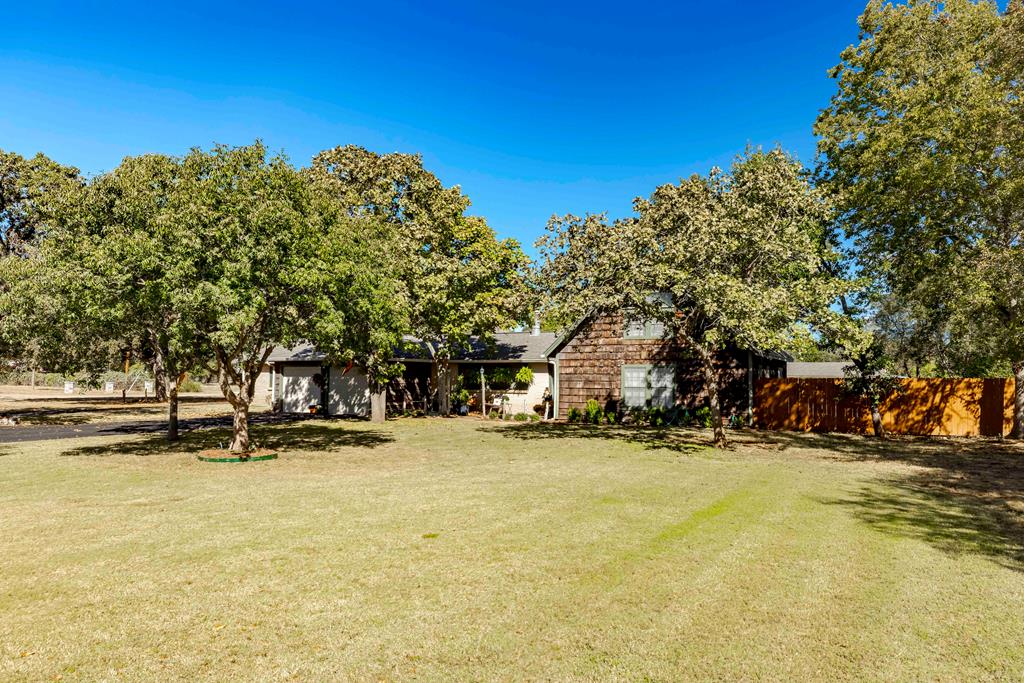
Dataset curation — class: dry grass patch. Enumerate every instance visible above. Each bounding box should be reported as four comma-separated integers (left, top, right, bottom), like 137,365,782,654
0,389,253,426
2,418,1023,680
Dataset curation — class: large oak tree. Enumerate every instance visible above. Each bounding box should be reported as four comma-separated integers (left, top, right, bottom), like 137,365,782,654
309,146,528,415
171,143,328,450
537,149,850,446
816,0,1024,436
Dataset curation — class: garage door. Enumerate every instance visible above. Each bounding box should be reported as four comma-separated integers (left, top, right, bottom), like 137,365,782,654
328,365,370,416
281,365,320,414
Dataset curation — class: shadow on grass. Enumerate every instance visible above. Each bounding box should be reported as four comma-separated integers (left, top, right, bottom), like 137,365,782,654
820,478,1024,571
492,421,1024,570
481,421,712,454
751,430,1024,571
59,420,394,457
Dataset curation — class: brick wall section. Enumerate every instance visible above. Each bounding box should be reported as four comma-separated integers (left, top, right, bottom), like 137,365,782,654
555,312,784,419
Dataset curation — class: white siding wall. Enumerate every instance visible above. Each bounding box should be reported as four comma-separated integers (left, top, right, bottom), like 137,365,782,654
495,362,550,415
254,367,275,406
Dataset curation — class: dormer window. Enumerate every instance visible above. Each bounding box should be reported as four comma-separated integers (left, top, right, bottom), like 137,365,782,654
623,318,665,339
622,292,671,340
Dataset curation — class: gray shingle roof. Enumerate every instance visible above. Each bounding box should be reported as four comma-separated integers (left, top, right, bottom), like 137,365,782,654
453,331,557,362
266,343,324,363
268,331,558,364
786,361,852,378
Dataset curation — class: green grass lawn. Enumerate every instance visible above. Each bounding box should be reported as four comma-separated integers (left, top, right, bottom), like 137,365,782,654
2,418,1023,681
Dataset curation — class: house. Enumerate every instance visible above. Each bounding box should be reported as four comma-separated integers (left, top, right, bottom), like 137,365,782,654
266,310,788,420
266,344,372,415
545,311,788,420
266,327,558,417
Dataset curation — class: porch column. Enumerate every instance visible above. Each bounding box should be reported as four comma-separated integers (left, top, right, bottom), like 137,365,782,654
270,363,276,406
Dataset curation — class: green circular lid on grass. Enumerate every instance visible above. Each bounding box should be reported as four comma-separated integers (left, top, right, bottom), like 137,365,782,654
197,449,278,463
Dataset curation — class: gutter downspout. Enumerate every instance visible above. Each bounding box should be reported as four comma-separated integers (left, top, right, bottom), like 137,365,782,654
321,364,330,416
552,358,560,421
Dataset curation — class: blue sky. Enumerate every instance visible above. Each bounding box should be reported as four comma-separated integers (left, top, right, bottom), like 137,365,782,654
3,0,870,256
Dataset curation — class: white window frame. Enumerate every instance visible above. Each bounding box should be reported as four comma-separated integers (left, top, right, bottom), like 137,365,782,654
622,293,672,340
621,364,675,408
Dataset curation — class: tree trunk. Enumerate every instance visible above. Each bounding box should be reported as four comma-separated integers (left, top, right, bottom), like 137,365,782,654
154,369,168,401
214,346,273,454
1012,361,1024,440
699,350,726,448
436,359,452,416
370,389,386,423
151,350,168,402
229,401,250,452
870,401,886,439
366,367,387,423
167,378,180,442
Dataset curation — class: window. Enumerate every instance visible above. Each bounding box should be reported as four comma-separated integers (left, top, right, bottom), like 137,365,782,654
621,364,675,408
622,365,648,407
622,292,671,340
623,319,647,339
649,366,674,407
622,318,666,339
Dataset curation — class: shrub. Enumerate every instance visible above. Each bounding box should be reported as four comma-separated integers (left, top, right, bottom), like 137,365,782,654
605,411,617,425
513,366,534,390
696,406,713,429
528,413,541,422
462,371,481,390
179,378,203,393
567,407,582,423
513,412,530,422
585,399,603,425
648,406,667,427
488,408,501,420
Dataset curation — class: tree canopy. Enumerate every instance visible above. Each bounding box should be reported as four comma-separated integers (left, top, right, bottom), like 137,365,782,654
0,149,81,257
53,153,208,439
537,149,851,445
309,145,529,414
816,0,1024,436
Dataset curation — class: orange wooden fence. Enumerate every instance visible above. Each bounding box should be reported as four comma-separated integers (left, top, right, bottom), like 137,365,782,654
755,378,1015,437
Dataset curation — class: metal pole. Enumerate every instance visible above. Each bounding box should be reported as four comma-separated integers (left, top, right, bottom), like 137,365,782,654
481,366,486,417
